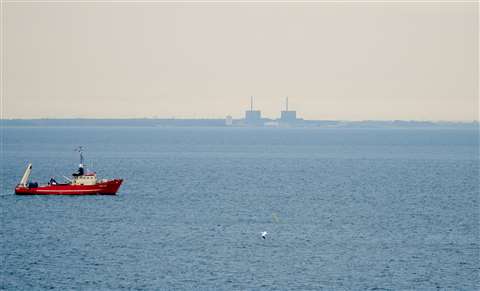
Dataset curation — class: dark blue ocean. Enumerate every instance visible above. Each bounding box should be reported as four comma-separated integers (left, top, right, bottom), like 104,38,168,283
1,127,479,290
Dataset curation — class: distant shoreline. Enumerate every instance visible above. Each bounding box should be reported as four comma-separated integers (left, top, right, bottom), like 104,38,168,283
1,118,478,129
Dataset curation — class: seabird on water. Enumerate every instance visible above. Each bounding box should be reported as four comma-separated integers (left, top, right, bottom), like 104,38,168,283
261,231,268,239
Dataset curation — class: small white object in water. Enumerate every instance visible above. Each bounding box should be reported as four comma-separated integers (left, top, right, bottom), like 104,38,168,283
261,231,268,239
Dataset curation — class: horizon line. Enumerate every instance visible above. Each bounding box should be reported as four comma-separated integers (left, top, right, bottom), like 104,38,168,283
1,117,478,123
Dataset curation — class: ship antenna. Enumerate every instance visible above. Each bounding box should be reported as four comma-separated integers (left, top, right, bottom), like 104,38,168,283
75,146,84,166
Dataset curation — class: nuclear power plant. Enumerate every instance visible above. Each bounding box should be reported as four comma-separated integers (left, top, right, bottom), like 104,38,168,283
280,97,297,124
244,96,262,125
225,96,302,127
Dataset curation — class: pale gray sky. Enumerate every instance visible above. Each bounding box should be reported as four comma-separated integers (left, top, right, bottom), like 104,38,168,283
2,1,478,120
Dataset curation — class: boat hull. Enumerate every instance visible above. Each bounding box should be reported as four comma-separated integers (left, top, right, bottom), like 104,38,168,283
15,179,123,195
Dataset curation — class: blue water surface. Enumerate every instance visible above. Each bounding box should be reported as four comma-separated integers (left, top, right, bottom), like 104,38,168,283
1,127,479,290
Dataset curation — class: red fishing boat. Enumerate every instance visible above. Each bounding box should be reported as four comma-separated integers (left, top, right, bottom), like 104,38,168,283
15,147,123,195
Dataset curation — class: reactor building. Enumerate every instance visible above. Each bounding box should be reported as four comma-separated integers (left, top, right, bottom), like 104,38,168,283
280,97,298,124
245,96,262,126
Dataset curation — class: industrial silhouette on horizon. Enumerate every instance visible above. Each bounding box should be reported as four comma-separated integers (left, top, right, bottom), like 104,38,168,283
234,96,301,127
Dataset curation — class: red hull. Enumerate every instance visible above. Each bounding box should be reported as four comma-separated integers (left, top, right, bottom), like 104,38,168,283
15,179,123,195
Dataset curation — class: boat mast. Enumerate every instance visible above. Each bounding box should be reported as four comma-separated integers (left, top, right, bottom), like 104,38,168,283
78,146,84,167
75,146,85,165
75,146,85,175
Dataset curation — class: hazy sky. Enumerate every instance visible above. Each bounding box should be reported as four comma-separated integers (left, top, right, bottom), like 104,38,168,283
2,1,478,120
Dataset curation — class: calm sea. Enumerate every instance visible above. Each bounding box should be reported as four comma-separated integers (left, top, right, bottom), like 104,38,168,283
1,127,479,290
